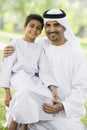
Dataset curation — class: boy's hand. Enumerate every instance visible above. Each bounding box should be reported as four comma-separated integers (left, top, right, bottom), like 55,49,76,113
49,85,58,100
4,94,12,107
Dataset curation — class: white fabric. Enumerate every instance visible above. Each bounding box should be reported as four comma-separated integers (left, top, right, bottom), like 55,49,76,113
0,38,57,124
31,36,87,130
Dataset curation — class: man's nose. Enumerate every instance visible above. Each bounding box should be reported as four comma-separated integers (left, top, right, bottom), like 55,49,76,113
50,26,55,32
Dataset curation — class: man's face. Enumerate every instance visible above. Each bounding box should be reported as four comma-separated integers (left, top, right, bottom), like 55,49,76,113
45,21,65,43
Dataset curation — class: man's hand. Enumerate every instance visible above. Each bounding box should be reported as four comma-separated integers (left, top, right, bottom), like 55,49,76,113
43,100,64,114
3,45,15,57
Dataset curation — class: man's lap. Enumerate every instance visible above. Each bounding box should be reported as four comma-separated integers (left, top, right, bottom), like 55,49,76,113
29,117,84,130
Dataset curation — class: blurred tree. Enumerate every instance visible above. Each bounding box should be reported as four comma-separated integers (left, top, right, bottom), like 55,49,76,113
67,0,87,37
0,0,86,37
0,0,8,29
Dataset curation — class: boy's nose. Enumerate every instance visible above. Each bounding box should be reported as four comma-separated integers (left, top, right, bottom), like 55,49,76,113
33,28,37,32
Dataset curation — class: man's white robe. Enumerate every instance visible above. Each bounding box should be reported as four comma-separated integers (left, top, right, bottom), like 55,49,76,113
28,37,87,130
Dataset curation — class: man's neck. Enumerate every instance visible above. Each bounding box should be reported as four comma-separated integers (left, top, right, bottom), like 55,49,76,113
51,38,67,46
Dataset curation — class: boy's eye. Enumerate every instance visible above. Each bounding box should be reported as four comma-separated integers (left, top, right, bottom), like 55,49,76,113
36,27,42,30
30,24,34,28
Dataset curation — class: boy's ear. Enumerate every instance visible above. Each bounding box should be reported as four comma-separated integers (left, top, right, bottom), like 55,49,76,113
23,24,26,30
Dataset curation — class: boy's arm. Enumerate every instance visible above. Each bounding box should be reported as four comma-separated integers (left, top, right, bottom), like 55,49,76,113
48,85,58,100
4,88,12,107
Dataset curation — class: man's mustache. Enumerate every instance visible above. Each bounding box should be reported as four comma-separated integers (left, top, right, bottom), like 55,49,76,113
49,32,57,34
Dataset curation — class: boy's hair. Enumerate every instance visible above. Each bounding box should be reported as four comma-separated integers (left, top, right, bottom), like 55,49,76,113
24,14,44,29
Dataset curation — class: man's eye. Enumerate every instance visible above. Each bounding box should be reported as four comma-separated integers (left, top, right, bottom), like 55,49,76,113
45,24,50,27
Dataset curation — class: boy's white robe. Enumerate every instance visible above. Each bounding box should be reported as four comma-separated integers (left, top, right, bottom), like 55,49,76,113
28,37,87,130
0,38,57,124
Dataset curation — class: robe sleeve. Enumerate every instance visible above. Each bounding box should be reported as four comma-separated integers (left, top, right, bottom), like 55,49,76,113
0,40,16,88
38,47,58,87
62,53,87,117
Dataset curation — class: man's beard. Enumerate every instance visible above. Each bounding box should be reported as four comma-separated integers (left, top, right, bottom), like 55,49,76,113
48,36,59,43
47,32,60,42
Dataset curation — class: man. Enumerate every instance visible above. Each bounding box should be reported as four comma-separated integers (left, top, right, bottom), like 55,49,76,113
3,9,87,130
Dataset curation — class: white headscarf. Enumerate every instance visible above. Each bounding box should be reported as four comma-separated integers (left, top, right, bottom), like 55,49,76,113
43,9,81,47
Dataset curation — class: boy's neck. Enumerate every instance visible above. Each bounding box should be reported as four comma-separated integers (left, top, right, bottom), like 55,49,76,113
23,37,35,43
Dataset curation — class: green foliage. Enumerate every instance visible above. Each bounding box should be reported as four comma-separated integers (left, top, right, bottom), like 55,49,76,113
80,38,87,56
4,22,14,32
0,0,87,37
0,50,2,71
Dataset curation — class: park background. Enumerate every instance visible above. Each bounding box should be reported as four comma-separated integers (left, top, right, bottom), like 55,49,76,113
0,0,87,129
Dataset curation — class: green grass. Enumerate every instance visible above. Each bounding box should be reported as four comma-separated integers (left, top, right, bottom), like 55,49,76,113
0,89,7,130
81,100,87,128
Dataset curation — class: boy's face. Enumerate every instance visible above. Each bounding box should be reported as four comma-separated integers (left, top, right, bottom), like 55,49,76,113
24,20,42,42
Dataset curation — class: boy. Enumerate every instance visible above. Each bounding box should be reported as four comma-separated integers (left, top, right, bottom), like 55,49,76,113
0,14,58,130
